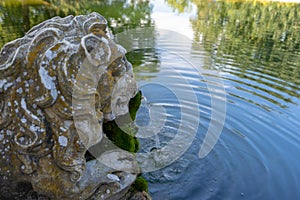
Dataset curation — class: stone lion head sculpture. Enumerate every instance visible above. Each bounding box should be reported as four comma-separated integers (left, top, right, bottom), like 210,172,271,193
0,12,139,199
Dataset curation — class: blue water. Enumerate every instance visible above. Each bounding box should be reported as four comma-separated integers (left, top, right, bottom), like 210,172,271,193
129,1,300,199
135,45,300,198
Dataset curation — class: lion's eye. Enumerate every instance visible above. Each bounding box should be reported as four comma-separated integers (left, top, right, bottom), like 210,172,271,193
110,57,126,77
123,57,132,71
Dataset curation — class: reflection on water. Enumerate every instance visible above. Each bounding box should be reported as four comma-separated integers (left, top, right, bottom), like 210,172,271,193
147,1,300,200
0,0,152,47
188,0,300,110
1,0,300,200
126,48,161,81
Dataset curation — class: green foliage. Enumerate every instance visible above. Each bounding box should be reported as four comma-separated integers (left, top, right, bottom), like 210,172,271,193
165,0,192,13
0,0,153,47
166,0,300,106
190,0,300,102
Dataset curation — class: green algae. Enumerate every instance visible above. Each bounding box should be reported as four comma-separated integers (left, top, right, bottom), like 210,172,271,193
103,91,142,153
132,176,149,193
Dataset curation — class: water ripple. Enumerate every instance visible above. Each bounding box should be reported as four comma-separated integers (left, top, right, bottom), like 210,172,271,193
133,35,300,199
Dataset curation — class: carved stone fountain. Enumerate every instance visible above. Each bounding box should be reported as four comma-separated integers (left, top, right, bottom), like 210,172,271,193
0,12,148,200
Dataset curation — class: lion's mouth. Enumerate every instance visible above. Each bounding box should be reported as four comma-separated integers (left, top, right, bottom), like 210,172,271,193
85,91,142,162
84,112,136,162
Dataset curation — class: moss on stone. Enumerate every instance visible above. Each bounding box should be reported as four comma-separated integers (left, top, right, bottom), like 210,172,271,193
103,91,150,197
129,90,142,120
132,176,149,193
103,120,139,152
103,91,142,153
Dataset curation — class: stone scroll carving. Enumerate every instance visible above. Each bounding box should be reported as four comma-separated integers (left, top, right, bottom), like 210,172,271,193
0,12,141,199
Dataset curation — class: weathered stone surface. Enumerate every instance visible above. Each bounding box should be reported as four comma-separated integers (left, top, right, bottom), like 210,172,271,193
0,12,140,199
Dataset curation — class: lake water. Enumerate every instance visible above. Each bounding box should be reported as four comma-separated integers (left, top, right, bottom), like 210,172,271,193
1,0,300,199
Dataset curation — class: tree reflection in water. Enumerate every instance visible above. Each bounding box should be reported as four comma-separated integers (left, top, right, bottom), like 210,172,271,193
0,0,153,46
167,0,300,108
